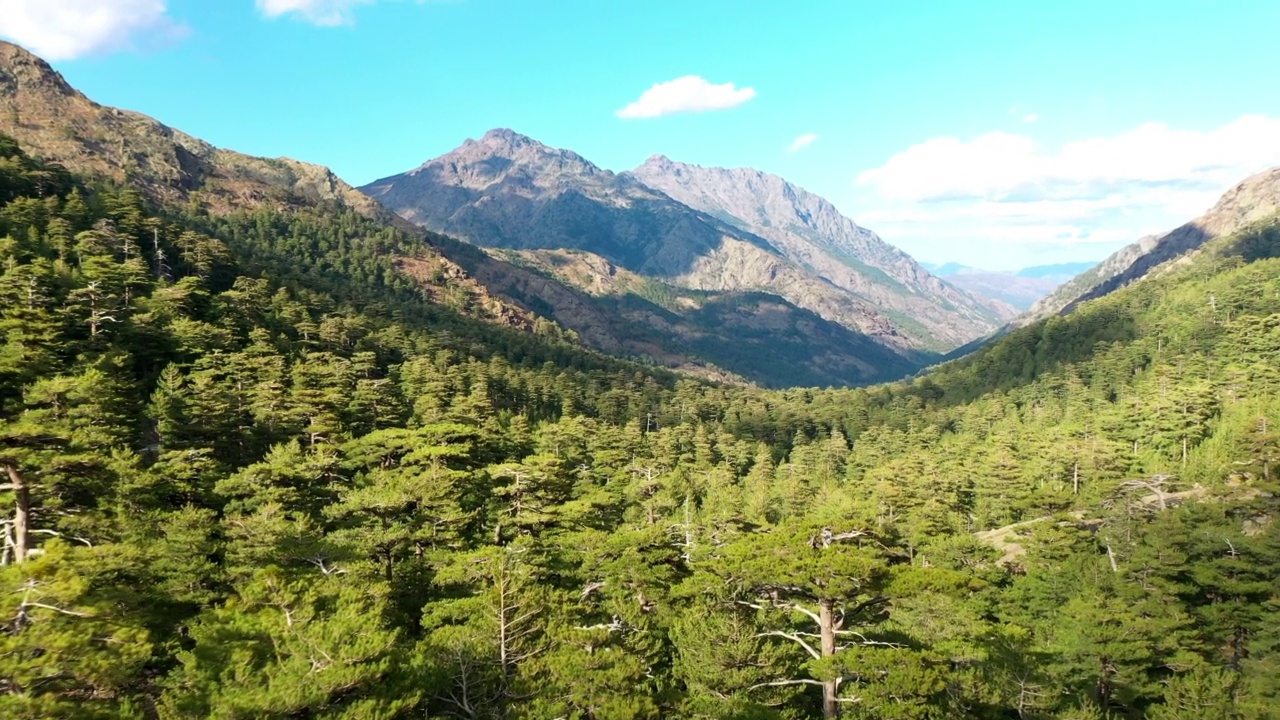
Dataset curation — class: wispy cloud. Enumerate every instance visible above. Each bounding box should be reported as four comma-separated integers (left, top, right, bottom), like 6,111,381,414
616,75,756,119
0,0,187,61
853,115,1280,268
789,133,818,153
256,0,375,26
1022,113,1039,123
857,115,1280,204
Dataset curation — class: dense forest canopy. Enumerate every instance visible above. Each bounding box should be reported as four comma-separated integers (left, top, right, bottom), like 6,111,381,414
1,134,1279,719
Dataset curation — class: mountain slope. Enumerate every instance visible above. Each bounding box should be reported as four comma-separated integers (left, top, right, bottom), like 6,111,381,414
360,130,1002,358
3,41,882,386
483,247,916,386
0,41,641,359
1013,167,1280,327
0,42,395,222
926,212,1280,401
628,155,1015,325
410,236,918,386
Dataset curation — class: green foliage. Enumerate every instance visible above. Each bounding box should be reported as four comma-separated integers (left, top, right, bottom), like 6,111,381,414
1,134,1279,718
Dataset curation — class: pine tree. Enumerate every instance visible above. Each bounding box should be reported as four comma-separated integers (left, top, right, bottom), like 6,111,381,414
159,569,411,719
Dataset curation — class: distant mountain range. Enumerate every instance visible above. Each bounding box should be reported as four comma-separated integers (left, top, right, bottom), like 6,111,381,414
361,130,1014,384
919,261,1099,311
1015,262,1098,281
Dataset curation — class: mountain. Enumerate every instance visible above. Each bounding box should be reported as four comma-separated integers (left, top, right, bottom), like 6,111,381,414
1015,261,1097,282
1013,167,1280,327
421,239,918,387
0,42,625,355
923,260,1101,311
0,41,897,387
361,133,1009,364
928,212,1280,400
937,272,1059,311
627,155,1015,333
0,42,393,222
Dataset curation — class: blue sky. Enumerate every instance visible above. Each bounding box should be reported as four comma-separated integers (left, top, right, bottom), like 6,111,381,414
3,0,1280,270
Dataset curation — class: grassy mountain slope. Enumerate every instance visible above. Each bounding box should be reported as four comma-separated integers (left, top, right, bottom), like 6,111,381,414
922,213,1280,402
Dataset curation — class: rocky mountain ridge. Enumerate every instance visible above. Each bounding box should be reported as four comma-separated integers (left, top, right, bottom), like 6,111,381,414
361,130,1007,354
627,155,1015,326
0,41,396,223
1013,167,1280,327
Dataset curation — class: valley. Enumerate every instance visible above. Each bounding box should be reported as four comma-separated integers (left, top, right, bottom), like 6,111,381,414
1,19,1279,720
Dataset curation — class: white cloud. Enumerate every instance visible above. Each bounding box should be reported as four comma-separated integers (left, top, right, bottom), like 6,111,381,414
851,115,1280,270
616,75,756,119
256,0,375,26
0,0,186,61
789,133,818,153
1022,113,1039,123
857,115,1280,203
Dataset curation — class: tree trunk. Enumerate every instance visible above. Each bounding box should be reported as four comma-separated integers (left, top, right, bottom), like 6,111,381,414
819,598,838,719
5,464,29,563
1072,462,1080,496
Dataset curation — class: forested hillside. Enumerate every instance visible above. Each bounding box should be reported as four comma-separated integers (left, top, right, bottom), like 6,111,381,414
2,129,1280,720
1012,166,1280,330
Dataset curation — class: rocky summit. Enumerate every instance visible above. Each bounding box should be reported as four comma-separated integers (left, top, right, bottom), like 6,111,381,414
362,130,1008,357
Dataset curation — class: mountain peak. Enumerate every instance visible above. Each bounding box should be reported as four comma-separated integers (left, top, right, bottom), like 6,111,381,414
447,128,592,164
640,153,678,170
0,40,79,101
401,128,611,189
476,127,540,149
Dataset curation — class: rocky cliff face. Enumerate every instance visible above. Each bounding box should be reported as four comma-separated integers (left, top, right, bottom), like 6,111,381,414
628,155,1015,328
362,130,1005,354
1014,167,1280,327
362,129,780,279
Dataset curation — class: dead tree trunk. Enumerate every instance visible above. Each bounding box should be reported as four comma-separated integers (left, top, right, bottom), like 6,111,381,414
4,463,30,564
820,598,838,719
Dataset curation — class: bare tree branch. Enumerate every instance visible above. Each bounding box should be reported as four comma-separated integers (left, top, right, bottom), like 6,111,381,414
749,678,824,690
756,631,821,660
